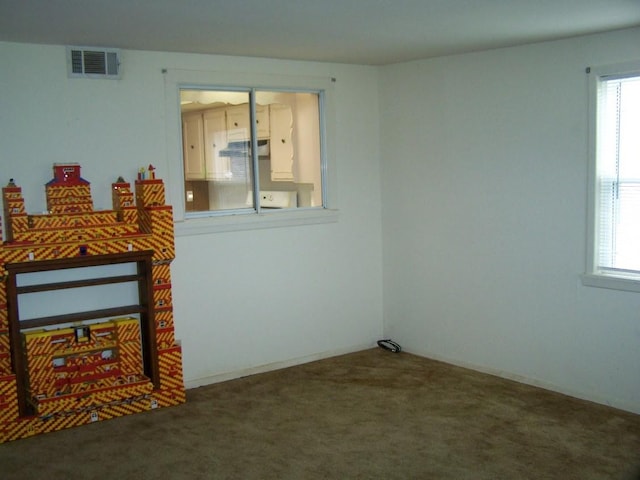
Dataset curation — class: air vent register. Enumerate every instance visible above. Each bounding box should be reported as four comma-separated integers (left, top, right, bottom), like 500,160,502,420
67,46,121,79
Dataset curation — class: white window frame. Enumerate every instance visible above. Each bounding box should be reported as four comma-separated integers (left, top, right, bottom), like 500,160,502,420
163,69,338,236
583,61,640,292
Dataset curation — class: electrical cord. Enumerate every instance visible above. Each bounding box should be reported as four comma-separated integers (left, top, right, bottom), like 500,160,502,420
377,339,402,353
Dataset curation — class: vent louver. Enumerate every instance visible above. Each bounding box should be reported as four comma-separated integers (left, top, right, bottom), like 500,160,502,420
67,47,121,79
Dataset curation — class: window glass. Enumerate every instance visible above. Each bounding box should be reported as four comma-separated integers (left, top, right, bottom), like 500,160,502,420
588,65,640,285
179,88,323,216
595,74,640,274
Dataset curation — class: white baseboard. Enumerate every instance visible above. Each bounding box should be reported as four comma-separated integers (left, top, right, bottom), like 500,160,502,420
184,343,373,390
404,347,640,416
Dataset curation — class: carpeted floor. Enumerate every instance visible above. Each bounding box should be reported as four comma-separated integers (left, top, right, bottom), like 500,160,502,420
1,348,639,479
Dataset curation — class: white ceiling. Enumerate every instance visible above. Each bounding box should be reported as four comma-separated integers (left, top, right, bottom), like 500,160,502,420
1,0,639,65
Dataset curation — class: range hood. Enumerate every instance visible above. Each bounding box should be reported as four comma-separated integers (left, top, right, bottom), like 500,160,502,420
219,139,269,157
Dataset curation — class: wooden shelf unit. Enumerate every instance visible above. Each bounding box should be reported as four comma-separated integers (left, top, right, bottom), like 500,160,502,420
5,250,159,417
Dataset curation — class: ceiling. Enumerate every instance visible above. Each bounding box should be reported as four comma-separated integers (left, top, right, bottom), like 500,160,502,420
1,0,639,65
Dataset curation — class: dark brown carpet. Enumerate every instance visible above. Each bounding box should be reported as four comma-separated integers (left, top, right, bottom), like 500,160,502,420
1,349,639,479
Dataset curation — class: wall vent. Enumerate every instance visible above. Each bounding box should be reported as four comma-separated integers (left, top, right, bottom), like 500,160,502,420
67,47,121,79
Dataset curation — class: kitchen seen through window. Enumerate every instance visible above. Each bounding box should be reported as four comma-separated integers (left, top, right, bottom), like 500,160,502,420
180,89,324,215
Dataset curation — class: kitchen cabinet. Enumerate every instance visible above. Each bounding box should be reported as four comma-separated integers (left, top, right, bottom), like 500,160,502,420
256,105,270,139
182,103,290,182
269,103,294,181
183,109,233,181
225,105,250,142
202,109,231,180
225,104,270,141
182,112,205,180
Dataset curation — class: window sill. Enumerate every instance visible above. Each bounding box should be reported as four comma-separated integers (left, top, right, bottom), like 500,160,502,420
174,208,339,237
581,273,640,293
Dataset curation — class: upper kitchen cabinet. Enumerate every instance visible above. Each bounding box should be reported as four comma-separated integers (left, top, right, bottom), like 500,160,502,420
183,109,233,181
202,109,232,181
226,104,270,142
182,112,206,180
256,105,270,139
225,104,250,142
269,103,294,182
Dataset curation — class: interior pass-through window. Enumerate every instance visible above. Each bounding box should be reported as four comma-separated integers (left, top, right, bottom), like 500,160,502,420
180,88,324,217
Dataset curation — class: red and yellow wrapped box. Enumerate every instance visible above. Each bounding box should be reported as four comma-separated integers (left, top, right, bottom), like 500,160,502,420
63,324,116,355
0,375,19,424
2,186,23,200
26,355,76,398
155,327,176,351
152,261,172,287
155,308,174,330
47,201,94,215
152,385,186,408
153,284,173,309
89,323,118,349
25,356,63,382
118,347,143,376
23,324,118,360
30,375,153,416
158,344,184,391
135,179,165,207
10,223,140,244
4,199,25,216
98,232,174,261
90,395,152,422
1,243,77,264
27,380,69,400
0,309,7,332
69,367,124,394
7,215,29,238
138,206,173,235
45,184,91,199
3,186,25,212
23,328,73,359
0,352,11,375
2,417,43,443
142,235,175,261
113,317,141,343
29,211,119,229
0,331,9,354
118,206,139,226
112,182,134,210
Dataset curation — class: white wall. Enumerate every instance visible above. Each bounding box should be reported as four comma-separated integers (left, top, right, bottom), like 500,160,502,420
380,27,640,413
0,42,384,385
4,26,639,415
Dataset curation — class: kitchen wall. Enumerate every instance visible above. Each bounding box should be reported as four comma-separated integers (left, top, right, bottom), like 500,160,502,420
0,42,384,385
380,27,640,413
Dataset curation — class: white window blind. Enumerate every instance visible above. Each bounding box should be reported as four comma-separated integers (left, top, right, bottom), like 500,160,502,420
594,73,640,277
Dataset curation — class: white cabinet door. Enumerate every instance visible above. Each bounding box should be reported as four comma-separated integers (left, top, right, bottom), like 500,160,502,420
226,105,251,142
256,105,270,139
182,112,205,180
269,104,294,181
226,104,270,141
203,109,231,180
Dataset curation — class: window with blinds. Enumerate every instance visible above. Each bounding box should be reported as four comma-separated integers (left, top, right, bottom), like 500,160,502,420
588,64,640,285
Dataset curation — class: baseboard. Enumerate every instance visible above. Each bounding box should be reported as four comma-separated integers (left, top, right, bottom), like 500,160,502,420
184,343,373,390
403,347,640,416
